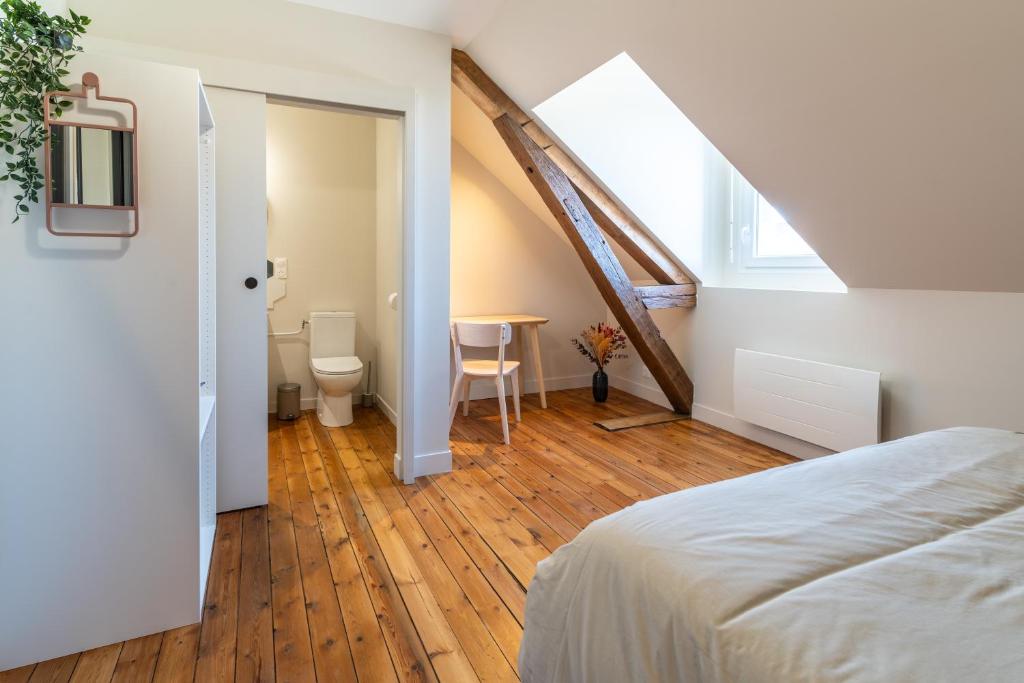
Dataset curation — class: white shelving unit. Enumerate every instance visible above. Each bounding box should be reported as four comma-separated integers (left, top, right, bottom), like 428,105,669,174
198,83,217,610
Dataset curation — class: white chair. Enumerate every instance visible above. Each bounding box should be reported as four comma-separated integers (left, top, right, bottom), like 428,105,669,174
449,321,521,444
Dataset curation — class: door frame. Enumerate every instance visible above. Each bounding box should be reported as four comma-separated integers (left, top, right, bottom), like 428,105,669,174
213,84,416,484
264,94,413,483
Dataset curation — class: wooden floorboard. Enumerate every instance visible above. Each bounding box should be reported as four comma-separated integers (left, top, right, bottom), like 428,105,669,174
152,625,199,683
235,506,274,683
194,510,242,682
26,654,78,683
110,633,162,683
69,644,122,683
3,388,795,681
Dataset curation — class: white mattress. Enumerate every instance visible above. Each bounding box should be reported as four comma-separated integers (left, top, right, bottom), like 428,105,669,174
518,428,1024,682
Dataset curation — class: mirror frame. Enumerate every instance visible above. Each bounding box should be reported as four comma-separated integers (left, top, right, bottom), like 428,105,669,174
43,72,140,237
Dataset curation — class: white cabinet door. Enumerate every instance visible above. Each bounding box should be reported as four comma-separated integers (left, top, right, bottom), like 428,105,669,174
208,87,268,512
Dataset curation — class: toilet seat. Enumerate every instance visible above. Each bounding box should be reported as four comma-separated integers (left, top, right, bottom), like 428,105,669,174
311,356,362,375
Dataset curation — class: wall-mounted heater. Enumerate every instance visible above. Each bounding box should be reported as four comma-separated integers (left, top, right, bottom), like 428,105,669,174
734,349,881,452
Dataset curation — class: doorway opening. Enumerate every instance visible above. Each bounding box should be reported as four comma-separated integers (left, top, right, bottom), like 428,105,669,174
265,98,403,449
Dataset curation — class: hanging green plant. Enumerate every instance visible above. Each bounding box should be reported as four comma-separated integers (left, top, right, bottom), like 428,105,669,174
0,0,89,221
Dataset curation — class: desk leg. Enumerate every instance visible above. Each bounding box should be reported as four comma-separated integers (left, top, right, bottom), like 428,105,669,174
527,323,547,409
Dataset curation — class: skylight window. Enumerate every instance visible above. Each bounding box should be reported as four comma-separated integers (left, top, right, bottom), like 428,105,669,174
533,52,844,293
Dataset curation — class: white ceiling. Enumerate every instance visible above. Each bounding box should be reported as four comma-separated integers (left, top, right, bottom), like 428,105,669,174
285,0,505,46
466,0,1024,293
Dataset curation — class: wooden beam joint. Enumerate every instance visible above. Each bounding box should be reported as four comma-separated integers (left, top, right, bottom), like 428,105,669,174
636,284,697,310
452,48,696,288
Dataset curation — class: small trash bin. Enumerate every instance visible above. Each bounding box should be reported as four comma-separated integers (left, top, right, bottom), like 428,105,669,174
277,383,301,421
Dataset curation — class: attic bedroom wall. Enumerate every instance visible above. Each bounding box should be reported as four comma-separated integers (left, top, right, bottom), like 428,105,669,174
451,85,643,401
465,0,1024,454
451,141,606,399
610,288,1024,457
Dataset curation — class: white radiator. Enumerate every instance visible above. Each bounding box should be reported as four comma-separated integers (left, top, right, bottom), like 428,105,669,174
734,349,881,452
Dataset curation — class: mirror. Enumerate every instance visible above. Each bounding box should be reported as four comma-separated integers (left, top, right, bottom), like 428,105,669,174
49,123,134,207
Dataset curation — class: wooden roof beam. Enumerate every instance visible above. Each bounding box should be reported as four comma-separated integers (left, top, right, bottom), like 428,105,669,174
493,113,694,413
452,49,695,287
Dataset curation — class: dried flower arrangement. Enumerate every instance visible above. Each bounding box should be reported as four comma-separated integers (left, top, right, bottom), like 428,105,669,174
571,322,628,370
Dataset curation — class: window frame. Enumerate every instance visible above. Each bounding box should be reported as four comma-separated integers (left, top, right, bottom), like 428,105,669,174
730,169,827,270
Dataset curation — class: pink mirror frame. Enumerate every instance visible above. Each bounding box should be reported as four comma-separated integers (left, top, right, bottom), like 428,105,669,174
42,72,140,237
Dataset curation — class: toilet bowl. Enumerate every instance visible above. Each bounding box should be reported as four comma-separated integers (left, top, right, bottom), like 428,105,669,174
308,312,363,427
310,356,363,427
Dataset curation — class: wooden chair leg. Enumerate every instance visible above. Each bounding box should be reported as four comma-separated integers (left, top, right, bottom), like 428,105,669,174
495,375,510,444
511,369,521,422
449,374,463,430
462,377,472,416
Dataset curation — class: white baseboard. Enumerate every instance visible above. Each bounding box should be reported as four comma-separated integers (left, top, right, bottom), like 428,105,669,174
606,372,830,460
376,394,398,426
692,403,832,460
464,373,591,401
606,373,672,409
393,448,452,480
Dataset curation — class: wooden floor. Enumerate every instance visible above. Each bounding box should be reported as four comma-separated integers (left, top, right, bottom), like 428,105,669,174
2,388,795,683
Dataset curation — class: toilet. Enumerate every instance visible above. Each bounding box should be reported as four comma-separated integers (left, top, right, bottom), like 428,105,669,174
309,311,364,427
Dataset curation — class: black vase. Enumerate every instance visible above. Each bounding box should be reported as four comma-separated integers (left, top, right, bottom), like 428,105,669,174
592,369,609,403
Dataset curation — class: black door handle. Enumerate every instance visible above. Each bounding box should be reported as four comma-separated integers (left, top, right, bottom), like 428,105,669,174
244,277,258,289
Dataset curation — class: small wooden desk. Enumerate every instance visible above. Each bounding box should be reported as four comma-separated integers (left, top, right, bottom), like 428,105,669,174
451,314,550,409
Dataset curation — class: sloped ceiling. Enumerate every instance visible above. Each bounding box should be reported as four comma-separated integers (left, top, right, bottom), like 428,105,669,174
452,86,648,281
466,0,1024,293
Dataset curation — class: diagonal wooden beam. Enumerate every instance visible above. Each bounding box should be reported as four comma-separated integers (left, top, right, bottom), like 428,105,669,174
492,113,694,413
452,49,694,286
636,284,696,310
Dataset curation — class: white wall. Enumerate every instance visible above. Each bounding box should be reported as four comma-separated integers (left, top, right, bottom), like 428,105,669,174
376,118,402,424
0,53,202,670
609,287,1024,458
451,141,606,397
79,0,453,478
37,0,67,13
266,104,378,411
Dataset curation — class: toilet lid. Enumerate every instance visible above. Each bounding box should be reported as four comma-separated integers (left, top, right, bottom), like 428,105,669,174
311,356,362,375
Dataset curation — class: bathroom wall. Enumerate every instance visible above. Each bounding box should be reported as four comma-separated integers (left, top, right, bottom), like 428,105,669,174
451,141,607,400
375,117,402,424
266,103,378,411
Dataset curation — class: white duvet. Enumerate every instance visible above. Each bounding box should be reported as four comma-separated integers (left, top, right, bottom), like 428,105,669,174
519,428,1024,683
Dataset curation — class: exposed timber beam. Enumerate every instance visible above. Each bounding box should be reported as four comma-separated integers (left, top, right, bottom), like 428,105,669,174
636,284,697,310
493,113,694,413
452,49,694,286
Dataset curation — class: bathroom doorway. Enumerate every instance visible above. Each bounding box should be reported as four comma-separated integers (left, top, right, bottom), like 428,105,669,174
265,98,404,445
209,84,412,511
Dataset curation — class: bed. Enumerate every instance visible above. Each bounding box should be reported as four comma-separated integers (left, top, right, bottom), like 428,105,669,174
518,427,1024,682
